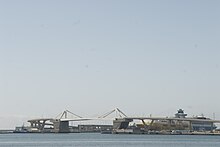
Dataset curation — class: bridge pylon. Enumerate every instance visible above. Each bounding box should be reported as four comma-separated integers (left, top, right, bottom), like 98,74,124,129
55,110,83,120
52,110,83,133
98,108,127,119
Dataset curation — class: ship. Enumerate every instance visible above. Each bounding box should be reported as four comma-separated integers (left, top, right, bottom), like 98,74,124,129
175,109,217,131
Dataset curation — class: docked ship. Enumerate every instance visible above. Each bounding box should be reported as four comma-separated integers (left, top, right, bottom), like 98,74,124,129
191,115,217,131
175,109,217,131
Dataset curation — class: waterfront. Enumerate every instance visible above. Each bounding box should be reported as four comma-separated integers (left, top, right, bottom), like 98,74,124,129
13,109,220,134
1,133,220,147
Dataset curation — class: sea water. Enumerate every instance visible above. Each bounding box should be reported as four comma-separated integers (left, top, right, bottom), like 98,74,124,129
0,133,220,147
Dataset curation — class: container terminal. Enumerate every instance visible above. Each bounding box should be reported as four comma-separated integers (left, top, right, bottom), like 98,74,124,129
5,108,220,135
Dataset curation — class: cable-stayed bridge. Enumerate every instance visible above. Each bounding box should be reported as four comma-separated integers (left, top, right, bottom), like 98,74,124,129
27,108,126,133
27,108,220,134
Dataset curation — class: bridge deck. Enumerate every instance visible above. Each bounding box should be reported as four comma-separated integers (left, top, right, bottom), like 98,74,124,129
124,117,220,123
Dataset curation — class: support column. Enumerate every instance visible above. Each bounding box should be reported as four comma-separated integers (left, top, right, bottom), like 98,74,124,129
149,120,154,130
189,121,192,132
211,123,214,133
30,122,33,127
168,120,171,133
141,119,148,133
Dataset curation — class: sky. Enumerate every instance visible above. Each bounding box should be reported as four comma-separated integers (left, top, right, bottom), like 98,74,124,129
0,0,220,129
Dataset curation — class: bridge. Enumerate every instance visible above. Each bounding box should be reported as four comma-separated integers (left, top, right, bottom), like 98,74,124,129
27,108,220,133
27,108,126,133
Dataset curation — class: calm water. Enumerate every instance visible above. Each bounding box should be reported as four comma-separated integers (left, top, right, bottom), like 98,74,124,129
0,133,220,147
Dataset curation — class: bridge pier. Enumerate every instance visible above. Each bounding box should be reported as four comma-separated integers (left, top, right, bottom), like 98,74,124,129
52,120,70,133
113,118,133,130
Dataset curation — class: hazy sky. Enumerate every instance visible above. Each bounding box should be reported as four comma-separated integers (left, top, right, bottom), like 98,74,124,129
0,0,220,129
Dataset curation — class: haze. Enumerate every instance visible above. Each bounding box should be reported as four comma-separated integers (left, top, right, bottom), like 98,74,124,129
0,0,220,129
